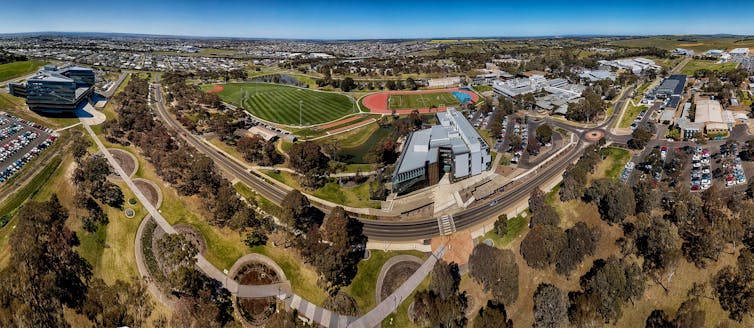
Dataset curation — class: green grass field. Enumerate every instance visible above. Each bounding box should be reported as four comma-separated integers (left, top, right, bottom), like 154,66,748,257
612,36,754,52
387,92,460,110
680,59,739,75
619,103,648,128
0,61,45,82
601,147,632,180
203,83,356,125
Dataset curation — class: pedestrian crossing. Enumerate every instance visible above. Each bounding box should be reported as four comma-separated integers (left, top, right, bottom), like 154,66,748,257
437,215,456,235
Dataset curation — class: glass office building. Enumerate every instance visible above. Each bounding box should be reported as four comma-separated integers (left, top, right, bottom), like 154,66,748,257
20,65,95,113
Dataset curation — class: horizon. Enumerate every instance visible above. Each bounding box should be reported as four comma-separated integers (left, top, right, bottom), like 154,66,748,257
2,1,754,39
1,30,752,41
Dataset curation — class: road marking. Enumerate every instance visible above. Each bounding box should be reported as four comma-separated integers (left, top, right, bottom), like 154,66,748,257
437,215,456,235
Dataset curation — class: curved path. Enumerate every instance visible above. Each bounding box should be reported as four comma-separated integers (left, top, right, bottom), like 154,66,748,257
153,75,591,240
100,148,138,180
85,121,445,327
374,255,423,304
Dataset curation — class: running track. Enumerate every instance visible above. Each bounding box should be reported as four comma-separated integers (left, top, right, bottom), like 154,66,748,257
362,88,479,114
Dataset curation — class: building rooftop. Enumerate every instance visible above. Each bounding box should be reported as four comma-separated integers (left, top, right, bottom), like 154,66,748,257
28,72,74,83
395,108,486,175
657,75,687,96
695,98,724,123
730,48,749,55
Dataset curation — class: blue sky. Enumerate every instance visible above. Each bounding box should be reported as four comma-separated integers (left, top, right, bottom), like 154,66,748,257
1,0,753,39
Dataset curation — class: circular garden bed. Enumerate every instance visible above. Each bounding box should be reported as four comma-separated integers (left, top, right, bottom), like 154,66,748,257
234,262,282,325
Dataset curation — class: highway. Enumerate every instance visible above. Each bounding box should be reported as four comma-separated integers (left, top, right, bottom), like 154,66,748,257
151,74,618,241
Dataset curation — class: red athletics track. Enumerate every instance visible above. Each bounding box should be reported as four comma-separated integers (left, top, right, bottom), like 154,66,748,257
361,88,479,114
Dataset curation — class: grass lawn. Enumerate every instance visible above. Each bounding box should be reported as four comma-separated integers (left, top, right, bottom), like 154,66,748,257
342,250,428,313
0,154,61,227
0,94,81,129
619,103,648,128
248,244,329,305
0,152,65,268
387,92,460,110
233,181,281,216
202,82,357,125
382,275,430,328
596,147,632,181
611,36,754,52
482,211,529,249
0,61,45,82
264,170,380,208
329,123,392,164
472,85,493,93
633,81,652,103
680,59,739,75
77,180,147,284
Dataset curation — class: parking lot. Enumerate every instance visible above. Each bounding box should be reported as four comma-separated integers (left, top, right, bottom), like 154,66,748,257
628,140,751,192
0,112,56,184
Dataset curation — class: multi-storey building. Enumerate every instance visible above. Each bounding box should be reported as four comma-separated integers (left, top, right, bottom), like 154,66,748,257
392,108,491,194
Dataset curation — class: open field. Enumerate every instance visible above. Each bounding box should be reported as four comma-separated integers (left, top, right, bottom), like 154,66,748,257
388,92,461,110
680,59,739,75
202,82,356,125
612,36,754,52
0,61,45,82
597,147,632,180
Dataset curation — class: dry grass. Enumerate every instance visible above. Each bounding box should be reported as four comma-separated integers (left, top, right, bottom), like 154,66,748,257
618,249,750,327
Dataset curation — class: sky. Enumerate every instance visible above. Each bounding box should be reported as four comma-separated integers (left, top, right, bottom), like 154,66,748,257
1,0,754,39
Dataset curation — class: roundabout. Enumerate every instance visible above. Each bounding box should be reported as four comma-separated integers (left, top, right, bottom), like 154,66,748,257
583,129,606,142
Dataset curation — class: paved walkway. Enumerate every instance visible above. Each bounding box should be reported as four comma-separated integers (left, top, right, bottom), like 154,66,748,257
85,121,445,327
374,255,423,304
348,244,446,328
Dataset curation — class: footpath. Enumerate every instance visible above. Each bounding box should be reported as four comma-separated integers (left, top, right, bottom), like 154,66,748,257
84,120,445,327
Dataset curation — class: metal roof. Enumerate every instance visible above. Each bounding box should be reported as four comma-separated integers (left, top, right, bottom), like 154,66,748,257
395,108,486,175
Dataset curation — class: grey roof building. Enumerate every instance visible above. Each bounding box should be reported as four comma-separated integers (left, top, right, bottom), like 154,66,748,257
656,75,686,99
10,64,95,113
392,108,491,194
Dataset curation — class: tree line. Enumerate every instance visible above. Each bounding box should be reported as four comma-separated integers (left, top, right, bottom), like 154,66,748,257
103,76,269,256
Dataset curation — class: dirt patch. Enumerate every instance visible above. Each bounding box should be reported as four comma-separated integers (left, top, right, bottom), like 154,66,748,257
323,290,360,316
432,230,474,266
495,165,518,177
235,263,281,326
174,223,207,256
107,148,137,179
133,179,159,207
380,261,422,302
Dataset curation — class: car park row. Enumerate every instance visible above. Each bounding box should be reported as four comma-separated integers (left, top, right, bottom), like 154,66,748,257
690,147,712,191
0,112,56,184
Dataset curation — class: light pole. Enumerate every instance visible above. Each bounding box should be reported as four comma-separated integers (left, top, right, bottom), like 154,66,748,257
299,100,303,127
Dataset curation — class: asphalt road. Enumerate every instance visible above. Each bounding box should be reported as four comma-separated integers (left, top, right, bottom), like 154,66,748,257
152,74,603,241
